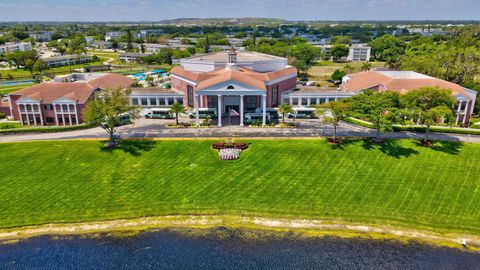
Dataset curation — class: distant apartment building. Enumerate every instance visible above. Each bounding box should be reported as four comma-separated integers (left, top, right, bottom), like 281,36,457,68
347,45,371,62
105,32,124,41
29,31,54,42
316,44,371,62
41,54,93,67
119,52,153,62
0,42,33,54
8,73,133,126
138,29,165,38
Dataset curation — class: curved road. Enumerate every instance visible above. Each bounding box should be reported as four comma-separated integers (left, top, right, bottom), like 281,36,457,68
1,118,479,143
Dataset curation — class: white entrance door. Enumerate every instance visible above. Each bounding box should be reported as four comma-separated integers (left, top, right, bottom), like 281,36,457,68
223,95,240,112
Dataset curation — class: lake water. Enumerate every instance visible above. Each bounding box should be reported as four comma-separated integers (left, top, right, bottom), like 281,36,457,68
1,228,479,270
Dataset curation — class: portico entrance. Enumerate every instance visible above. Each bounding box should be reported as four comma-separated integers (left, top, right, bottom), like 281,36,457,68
194,93,266,127
193,80,268,127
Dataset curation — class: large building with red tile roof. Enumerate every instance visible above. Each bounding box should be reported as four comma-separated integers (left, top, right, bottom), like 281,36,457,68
8,73,133,126
340,71,477,125
170,48,297,126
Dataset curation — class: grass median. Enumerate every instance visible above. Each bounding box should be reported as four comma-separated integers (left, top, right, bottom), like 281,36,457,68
0,139,479,235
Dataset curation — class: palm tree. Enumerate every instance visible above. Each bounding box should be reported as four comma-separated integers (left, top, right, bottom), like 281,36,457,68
278,102,293,125
361,61,372,71
145,75,154,86
169,102,186,126
316,101,350,143
343,63,354,74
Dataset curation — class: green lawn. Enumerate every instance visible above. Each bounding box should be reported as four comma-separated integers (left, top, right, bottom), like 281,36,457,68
0,59,107,80
0,139,479,235
0,122,21,129
308,61,386,85
0,84,34,95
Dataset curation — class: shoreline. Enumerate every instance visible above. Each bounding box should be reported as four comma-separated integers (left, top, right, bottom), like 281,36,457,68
1,215,479,251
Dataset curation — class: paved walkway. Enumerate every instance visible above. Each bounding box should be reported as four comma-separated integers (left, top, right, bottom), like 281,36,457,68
1,118,480,143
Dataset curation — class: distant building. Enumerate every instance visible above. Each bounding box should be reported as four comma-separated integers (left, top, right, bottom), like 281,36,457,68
0,42,33,54
105,32,124,41
315,44,371,62
29,32,54,42
41,54,93,67
8,73,133,126
341,71,477,126
119,52,153,62
347,45,371,62
138,29,165,38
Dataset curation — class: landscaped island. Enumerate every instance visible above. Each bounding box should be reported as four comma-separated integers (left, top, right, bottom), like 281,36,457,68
0,139,479,238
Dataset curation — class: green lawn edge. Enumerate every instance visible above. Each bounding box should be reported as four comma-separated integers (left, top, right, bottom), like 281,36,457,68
0,139,479,239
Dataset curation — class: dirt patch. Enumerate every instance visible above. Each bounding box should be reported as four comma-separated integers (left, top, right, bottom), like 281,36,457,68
0,215,479,251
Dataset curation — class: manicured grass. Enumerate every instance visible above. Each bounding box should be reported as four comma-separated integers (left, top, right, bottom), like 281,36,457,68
0,139,479,235
0,122,21,129
0,84,34,95
308,61,385,84
0,59,107,80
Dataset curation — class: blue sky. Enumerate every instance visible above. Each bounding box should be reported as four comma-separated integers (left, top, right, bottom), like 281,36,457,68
0,0,478,21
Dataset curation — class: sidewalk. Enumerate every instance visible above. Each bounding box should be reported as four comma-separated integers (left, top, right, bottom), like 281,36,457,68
1,121,479,143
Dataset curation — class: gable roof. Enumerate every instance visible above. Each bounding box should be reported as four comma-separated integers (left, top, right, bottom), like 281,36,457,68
196,69,267,90
341,71,473,99
10,74,133,104
171,65,297,90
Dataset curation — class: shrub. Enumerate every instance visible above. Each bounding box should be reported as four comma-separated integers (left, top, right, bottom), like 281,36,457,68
0,112,6,119
0,124,94,134
345,117,480,135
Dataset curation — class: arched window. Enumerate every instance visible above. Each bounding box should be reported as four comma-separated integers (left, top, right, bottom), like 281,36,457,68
227,85,235,90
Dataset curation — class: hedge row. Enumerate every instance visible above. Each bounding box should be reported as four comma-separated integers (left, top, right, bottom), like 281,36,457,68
344,117,480,136
0,124,95,135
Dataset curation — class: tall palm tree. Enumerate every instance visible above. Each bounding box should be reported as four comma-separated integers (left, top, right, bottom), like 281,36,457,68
278,102,293,125
169,102,186,126
361,61,372,72
343,63,354,74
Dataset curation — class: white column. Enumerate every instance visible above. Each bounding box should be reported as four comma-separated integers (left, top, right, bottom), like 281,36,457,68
200,96,204,107
26,111,30,126
33,110,37,126
298,98,302,106
455,100,463,124
147,98,151,106
326,98,330,103
53,104,59,126
194,94,200,123
74,104,78,125
240,95,244,127
289,97,293,105
174,98,177,104
316,98,320,104
68,105,72,126
61,105,65,126
156,98,160,106
217,94,222,127
262,95,267,126
307,98,311,107
38,104,44,126
19,113,24,126
164,98,169,106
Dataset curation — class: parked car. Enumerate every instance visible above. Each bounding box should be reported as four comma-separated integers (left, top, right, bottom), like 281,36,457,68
289,107,317,119
244,112,271,124
188,108,217,119
145,108,174,119
255,108,279,118
101,113,132,127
